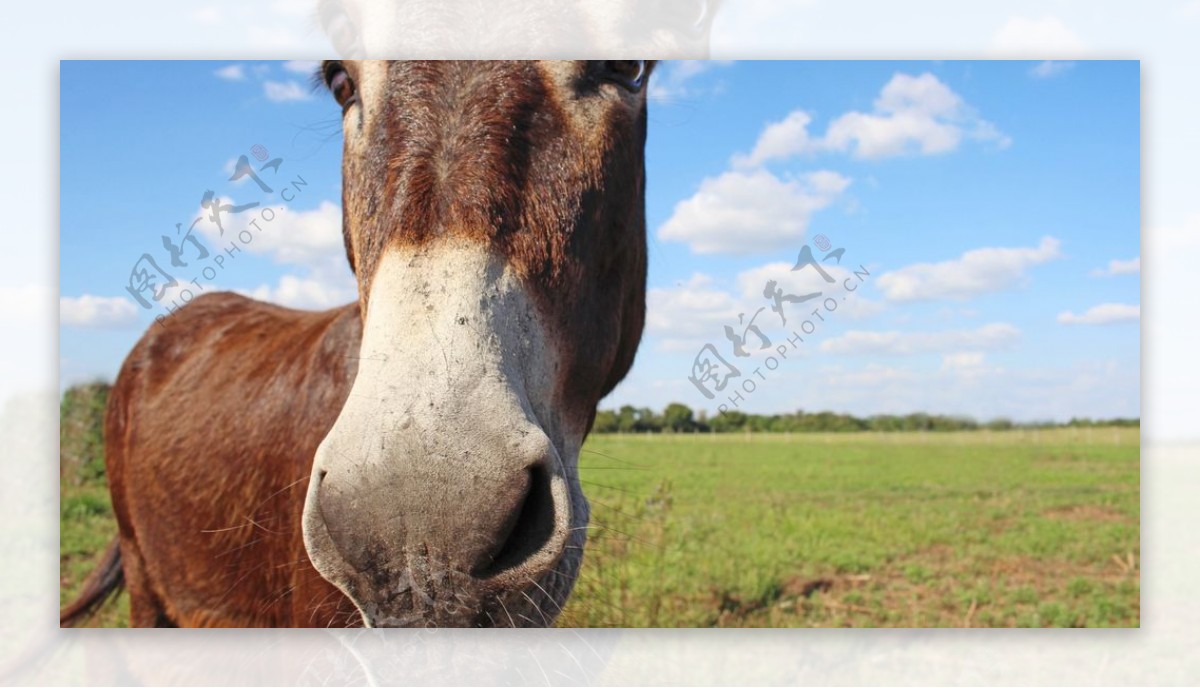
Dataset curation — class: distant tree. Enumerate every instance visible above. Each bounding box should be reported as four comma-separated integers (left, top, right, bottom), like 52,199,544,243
868,414,901,432
616,405,639,433
904,412,933,431
636,407,663,433
585,406,1138,434
709,410,748,433
930,415,978,432
662,402,696,433
986,417,1014,431
746,414,772,433
592,410,618,433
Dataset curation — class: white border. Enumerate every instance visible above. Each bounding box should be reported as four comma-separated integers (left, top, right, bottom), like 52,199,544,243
3,1,1194,684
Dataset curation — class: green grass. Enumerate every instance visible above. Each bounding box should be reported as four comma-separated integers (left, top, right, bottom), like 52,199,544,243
60,391,1138,628
59,382,128,627
557,429,1139,628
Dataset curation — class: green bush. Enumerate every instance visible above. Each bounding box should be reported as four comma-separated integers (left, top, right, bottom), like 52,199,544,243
60,382,111,485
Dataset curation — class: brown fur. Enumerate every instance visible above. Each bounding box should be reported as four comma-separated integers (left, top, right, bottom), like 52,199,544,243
98,296,363,626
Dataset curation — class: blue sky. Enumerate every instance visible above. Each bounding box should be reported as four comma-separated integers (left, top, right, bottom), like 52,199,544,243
60,60,1140,422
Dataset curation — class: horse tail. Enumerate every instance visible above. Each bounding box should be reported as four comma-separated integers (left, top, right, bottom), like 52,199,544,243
60,536,124,627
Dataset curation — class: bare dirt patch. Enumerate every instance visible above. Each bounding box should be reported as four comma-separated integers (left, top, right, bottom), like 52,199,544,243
1043,504,1125,522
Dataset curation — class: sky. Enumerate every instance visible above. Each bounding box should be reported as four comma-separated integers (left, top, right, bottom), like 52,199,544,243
59,60,1140,422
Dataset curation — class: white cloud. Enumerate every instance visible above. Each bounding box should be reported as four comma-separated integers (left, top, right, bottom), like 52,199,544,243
851,75,967,152
263,80,311,102
735,261,883,321
820,362,919,388
60,295,139,329
733,111,818,168
245,200,344,267
181,198,357,309
1030,60,1076,79
991,16,1086,55
937,351,1002,384
820,322,1021,356
1057,303,1140,325
875,236,1061,302
644,255,886,354
941,351,986,371
657,169,850,255
734,72,1009,166
221,156,242,180
214,64,245,81
936,306,980,321
192,199,343,269
1091,256,1140,277
792,358,1137,424
282,60,320,75
646,273,742,341
648,60,733,103
244,273,357,311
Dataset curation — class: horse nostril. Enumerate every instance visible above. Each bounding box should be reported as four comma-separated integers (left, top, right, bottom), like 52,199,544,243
475,463,558,578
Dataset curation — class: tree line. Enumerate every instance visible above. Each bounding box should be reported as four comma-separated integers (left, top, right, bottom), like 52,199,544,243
591,404,1140,434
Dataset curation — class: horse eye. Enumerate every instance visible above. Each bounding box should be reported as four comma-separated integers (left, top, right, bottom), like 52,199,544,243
324,62,357,110
602,61,647,92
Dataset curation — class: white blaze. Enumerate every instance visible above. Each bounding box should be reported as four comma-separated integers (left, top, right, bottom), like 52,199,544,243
301,239,581,618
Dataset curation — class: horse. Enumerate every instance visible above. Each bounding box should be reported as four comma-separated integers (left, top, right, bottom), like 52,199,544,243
60,60,652,627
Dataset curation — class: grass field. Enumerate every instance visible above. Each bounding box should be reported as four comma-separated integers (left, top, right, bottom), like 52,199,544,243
61,393,1139,628
559,430,1139,627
